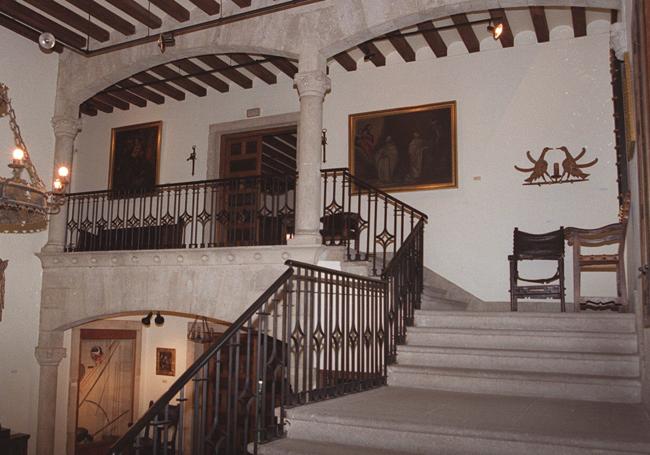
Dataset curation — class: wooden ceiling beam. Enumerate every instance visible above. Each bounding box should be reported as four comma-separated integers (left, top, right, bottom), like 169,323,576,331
79,102,98,117
87,98,114,114
196,55,253,88
0,13,63,53
105,0,162,29
261,144,296,169
23,0,110,42
231,0,252,7
277,133,297,148
263,136,296,159
115,80,165,105
451,13,480,53
106,86,147,107
188,0,220,15
529,6,550,43
65,0,135,36
133,72,185,101
94,93,130,110
173,59,229,93
150,65,207,97
417,21,447,57
269,58,298,78
229,54,277,84
571,7,587,38
358,41,386,66
489,8,514,48
387,31,415,62
0,0,86,49
332,52,357,71
150,0,190,22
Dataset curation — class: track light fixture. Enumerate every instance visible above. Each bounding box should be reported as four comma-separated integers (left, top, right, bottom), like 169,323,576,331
155,311,165,326
487,20,504,40
141,311,153,326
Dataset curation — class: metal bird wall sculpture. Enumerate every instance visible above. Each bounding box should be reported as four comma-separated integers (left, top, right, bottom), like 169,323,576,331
514,146,598,186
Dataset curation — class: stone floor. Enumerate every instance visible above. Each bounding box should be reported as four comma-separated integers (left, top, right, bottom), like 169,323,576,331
261,386,650,454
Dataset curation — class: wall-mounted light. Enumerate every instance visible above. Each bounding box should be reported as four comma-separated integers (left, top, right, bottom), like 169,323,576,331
141,311,153,326
487,20,504,40
154,311,165,326
157,32,175,53
38,32,56,51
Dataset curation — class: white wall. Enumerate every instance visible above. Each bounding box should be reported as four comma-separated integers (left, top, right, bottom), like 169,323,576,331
75,33,618,302
0,28,59,454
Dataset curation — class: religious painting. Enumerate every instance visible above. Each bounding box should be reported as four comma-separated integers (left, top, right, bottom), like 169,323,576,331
109,121,162,194
0,259,7,322
156,347,175,376
349,102,457,192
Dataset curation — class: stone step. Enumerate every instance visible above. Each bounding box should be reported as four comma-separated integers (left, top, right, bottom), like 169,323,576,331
387,365,641,403
420,296,469,311
396,345,640,377
414,311,636,333
421,285,448,299
263,387,650,454
406,327,638,354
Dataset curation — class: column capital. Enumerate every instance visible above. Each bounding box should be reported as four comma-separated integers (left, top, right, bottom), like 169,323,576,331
35,346,66,367
609,22,627,61
294,71,331,99
51,116,81,138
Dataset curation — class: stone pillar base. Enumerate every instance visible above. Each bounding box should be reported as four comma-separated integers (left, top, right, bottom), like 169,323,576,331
288,233,322,246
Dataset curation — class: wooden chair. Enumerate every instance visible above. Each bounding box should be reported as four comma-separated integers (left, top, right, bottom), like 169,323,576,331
509,227,566,312
138,402,180,455
565,194,630,312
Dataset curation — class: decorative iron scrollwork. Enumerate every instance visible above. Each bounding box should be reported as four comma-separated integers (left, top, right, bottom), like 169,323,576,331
515,146,598,185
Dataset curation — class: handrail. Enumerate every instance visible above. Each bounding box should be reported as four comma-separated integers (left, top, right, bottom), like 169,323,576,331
322,168,428,221
285,259,385,283
110,267,295,454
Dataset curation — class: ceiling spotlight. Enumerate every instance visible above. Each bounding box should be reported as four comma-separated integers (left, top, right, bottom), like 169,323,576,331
38,32,56,51
488,21,504,40
154,311,165,326
157,32,175,53
141,311,153,326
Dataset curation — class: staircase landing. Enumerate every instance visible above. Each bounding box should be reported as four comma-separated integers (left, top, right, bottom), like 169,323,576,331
261,386,650,454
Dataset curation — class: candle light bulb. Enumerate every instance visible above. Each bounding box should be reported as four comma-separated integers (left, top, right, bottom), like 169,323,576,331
57,165,69,179
53,178,63,191
12,148,24,161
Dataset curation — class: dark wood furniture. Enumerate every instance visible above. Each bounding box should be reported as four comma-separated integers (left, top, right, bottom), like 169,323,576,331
74,220,186,251
0,432,29,455
565,195,630,312
137,402,180,455
320,212,361,244
509,227,566,312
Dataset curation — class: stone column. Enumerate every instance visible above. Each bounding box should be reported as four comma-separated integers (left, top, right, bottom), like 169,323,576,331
291,68,331,244
35,333,66,455
43,116,81,253
610,22,627,61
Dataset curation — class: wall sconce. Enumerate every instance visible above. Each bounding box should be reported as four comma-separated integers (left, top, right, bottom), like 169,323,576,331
157,32,175,53
141,311,153,326
487,20,504,40
154,311,165,326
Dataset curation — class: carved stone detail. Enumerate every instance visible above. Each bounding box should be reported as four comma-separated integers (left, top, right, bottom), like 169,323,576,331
609,22,627,61
51,116,81,138
294,71,331,99
35,346,67,366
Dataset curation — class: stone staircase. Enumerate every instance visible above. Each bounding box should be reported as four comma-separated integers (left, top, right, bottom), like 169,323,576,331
259,310,649,454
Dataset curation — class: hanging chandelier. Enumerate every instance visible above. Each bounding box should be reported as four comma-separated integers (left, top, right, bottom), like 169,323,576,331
187,316,217,344
0,83,69,233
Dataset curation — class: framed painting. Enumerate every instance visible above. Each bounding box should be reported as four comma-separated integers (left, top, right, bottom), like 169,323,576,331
349,101,457,192
109,121,162,194
156,347,175,376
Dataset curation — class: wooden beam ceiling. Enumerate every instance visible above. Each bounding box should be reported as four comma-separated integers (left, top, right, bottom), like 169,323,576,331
333,52,357,71
172,59,230,92
571,7,587,38
23,0,110,42
105,0,162,29
529,6,550,43
132,72,186,101
417,21,447,57
232,0,252,7
451,13,480,53
230,54,277,84
189,0,220,15
150,0,190,23
489,9,514,48
65,0,136,36
150,65,208,97
0,13,63,53
269,58,299,78
197,55,254,88
359,41,386,67
387,31,416,62
115,80,166,105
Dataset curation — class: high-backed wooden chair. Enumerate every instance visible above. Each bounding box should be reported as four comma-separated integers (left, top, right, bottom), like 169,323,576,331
565,194,630,312
509,227,566,312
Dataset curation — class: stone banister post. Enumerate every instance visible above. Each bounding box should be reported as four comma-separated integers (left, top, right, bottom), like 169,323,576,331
43,116,81,253
291,67,331,244
35,333,66,455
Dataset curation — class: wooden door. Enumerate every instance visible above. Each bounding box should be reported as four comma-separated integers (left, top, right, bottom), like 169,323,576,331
220,135,263,245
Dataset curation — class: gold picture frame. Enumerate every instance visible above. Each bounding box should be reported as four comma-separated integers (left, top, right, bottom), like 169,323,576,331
109,121,162,194
349,101,457,192
623,53,637,160
156,347,175,376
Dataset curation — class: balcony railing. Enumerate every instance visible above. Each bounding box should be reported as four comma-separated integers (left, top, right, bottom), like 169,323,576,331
63,175,295,252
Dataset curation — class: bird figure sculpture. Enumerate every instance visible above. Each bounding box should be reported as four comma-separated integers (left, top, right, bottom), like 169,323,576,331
558,146,598,180
514,147,552,183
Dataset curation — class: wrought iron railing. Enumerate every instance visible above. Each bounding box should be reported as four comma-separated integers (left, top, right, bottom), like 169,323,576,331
109,261,387,455
321,168,427,275
64,174,295,252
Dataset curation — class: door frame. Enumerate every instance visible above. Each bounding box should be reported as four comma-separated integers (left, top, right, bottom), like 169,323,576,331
66,320,142,455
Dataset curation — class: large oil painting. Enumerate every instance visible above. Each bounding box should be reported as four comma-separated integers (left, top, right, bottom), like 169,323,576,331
349,102,457,192
109,121,162,194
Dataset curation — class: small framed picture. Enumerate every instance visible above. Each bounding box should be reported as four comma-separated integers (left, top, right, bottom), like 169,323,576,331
109,121,162,194
156,347,175,376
